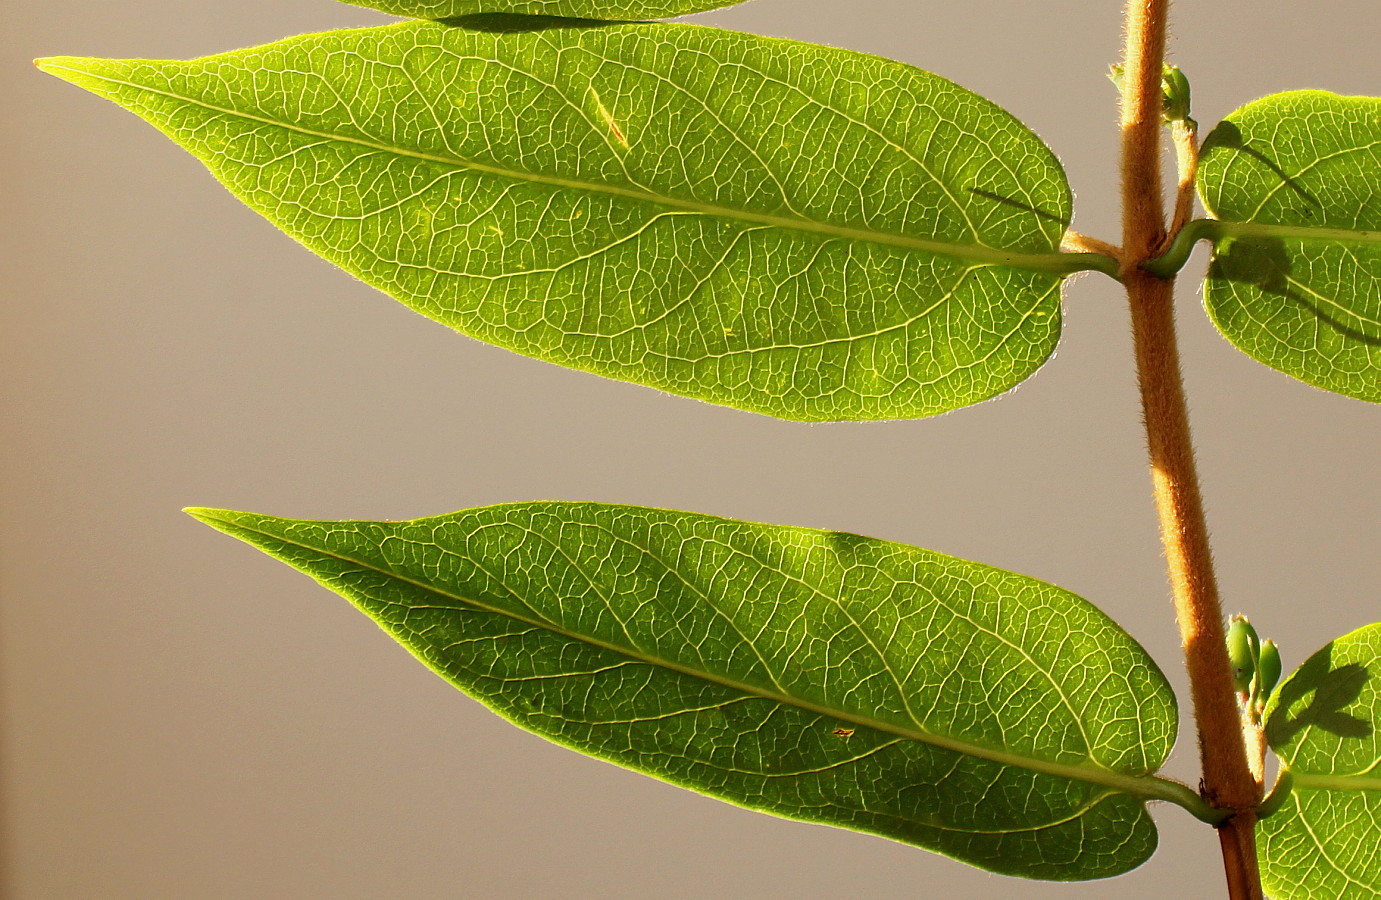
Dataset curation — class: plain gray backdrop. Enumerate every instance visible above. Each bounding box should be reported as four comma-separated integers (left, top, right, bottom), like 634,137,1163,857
4,1,1379,897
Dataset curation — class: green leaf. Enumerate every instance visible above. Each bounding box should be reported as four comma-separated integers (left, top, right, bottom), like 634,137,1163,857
186,501,1202,880
1197,91,1381,403
38,19,1105,423
1261,622,1381,898
342,0,750,19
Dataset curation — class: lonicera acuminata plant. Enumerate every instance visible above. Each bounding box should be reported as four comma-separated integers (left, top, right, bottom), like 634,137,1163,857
38,1,1381,896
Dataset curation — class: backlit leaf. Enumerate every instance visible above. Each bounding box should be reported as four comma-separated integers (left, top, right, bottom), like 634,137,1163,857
187,501,1197,880
39,19,1102,422
1261,622,1381,898
343,0,750,18
1198,91,1381,403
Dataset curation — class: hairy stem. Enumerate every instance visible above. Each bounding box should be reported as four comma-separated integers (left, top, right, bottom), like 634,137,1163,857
1061,229,1123,261
1119,1,1264,898
1166,118,1199,246
1219,814,1263,900
1242,707,1267,789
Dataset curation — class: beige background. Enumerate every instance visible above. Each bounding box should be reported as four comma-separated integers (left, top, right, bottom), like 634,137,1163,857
4,1,1379,897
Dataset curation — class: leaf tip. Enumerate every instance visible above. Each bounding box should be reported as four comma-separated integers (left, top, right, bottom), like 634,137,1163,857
184,506,238,530
34,55,135,99
34,56,92,82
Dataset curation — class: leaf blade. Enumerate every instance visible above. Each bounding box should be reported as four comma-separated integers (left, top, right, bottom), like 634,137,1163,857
39,19,1084,421
1197,91,1381,403
189,501,1181,880
1261,622,1381,898
343,0,752,18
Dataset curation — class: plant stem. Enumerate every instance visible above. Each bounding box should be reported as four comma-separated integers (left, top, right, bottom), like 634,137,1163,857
1119,2,1264,898
1166,117,1199,247
1061,229,1123,260
1218,815,1263,900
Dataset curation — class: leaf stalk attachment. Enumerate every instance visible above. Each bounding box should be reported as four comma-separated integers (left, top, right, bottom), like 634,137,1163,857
1142,218,1217,277
1256,771,1294,821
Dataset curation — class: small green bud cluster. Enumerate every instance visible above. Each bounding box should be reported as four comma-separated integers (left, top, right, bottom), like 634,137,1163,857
1159,65,1193,126
1108,63,1197,128
1227,615,1281,723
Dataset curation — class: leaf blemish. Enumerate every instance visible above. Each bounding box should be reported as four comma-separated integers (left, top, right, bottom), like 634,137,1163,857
832,728,855,737
590,86,630,150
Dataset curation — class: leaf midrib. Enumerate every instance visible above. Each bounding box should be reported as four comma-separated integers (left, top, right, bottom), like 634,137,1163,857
1214,220,1381,245
194,508,1207,815
46,60,1108,277
1292,772,1381,792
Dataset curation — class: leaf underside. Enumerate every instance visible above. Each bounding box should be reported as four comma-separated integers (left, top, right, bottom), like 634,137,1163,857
343,0,749,18
39,18,1076,422
189,501,1177,880
1262,622,1381,898
1198,91,1381,403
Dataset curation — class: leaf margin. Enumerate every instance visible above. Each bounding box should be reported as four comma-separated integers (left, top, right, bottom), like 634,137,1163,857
1259,621,1381,899
1192,89,1381,405
37,19,1116,423
340,0,754,20
185,501,1217,840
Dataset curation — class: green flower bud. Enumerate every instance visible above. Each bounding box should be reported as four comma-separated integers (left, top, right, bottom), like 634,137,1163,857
1161,64,1193,124
1108,63,1195,128
1227,616,1259,694
1258,639,1282,701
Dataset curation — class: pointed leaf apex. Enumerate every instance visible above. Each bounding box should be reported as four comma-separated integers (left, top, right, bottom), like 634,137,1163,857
34,55,131,100
35,56,93,78
184,506,256,534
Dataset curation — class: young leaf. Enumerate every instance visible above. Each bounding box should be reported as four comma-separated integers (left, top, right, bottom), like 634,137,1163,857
342,0,750,19
186,501,1203,881
38,19,1103,423
1197,91,1381,403
1261,622,1381,898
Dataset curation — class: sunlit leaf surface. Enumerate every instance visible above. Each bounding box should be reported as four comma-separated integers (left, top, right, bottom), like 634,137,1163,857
343,0,750,18
1262,622,1381,898
189,501,1187,880
1198,91,1381,403
40,18,1092,422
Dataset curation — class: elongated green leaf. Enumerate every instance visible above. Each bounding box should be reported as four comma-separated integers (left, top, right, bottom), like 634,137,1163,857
343,0,749,18
187,501,1198,880
1261,623,1381,898
1198,91,1381,403
39,19,1102,423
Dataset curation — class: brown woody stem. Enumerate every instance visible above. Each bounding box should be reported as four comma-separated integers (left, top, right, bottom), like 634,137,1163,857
1219,814,1263,900
1119,1,1264,898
